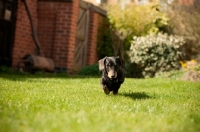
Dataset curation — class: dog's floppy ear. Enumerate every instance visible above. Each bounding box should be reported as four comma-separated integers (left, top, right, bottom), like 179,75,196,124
117,56,125,68
98,57,107,71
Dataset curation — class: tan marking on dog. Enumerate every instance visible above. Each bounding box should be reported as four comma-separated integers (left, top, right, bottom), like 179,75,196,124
104,87,110,94
108,71,117,78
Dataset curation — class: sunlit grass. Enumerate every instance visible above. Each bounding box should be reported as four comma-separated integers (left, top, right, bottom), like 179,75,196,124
0,73,200,132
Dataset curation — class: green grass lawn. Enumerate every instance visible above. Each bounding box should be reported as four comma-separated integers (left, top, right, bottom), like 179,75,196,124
0,73,200,132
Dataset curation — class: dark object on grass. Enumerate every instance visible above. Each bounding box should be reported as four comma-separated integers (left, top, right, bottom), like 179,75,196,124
98,56,125,95
181,70,200,82
19,54,55,73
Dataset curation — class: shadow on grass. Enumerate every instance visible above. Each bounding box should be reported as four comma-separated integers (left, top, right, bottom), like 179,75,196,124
119,92,152,100
0,72,99,82
0,65,99,81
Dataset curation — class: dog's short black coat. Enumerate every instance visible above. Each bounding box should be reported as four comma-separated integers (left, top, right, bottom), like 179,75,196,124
98,56,125,95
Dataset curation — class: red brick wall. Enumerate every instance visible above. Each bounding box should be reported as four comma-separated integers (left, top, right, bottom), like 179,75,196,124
37,2,56,59
67,0,79,71
12,0,38,68
87,7,107,65
87,9,99,65
12,0,105,72
38,0,79,73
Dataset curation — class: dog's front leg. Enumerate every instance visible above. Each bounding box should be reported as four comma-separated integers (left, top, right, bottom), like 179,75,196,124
100,78,110,95
113,85,120,95
113,81,123,95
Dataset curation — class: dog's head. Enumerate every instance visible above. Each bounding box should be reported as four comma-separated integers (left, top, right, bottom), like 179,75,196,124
98,56,125,79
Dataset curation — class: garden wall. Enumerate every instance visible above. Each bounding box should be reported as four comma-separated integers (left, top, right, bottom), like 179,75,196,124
11,0,106,73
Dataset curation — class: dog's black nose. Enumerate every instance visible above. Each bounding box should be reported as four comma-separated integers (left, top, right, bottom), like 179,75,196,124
111,75,115,78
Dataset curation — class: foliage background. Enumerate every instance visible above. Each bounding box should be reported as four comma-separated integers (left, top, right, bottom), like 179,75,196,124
91,0,200,78
162,0,200,60
106,2,169,58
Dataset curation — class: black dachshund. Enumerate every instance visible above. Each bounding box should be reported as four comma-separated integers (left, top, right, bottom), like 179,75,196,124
98,56,125,95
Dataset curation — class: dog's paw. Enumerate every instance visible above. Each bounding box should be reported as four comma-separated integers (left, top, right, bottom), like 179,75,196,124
113,90,118,95
103,86,110,95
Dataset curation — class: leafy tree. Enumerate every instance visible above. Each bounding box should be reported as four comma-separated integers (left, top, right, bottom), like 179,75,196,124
106,1,169,59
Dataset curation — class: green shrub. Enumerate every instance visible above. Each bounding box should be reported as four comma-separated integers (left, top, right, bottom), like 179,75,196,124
78,64,100,76
0,66,15,73
125,62,143,78
128,33,185,78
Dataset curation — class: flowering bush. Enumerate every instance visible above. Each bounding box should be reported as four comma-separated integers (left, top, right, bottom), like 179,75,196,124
128,33,185,78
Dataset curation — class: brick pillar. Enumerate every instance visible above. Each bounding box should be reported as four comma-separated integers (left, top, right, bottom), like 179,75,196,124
66,0,79,72
87,9,99,65
53,8,70,71
52,1,79,73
